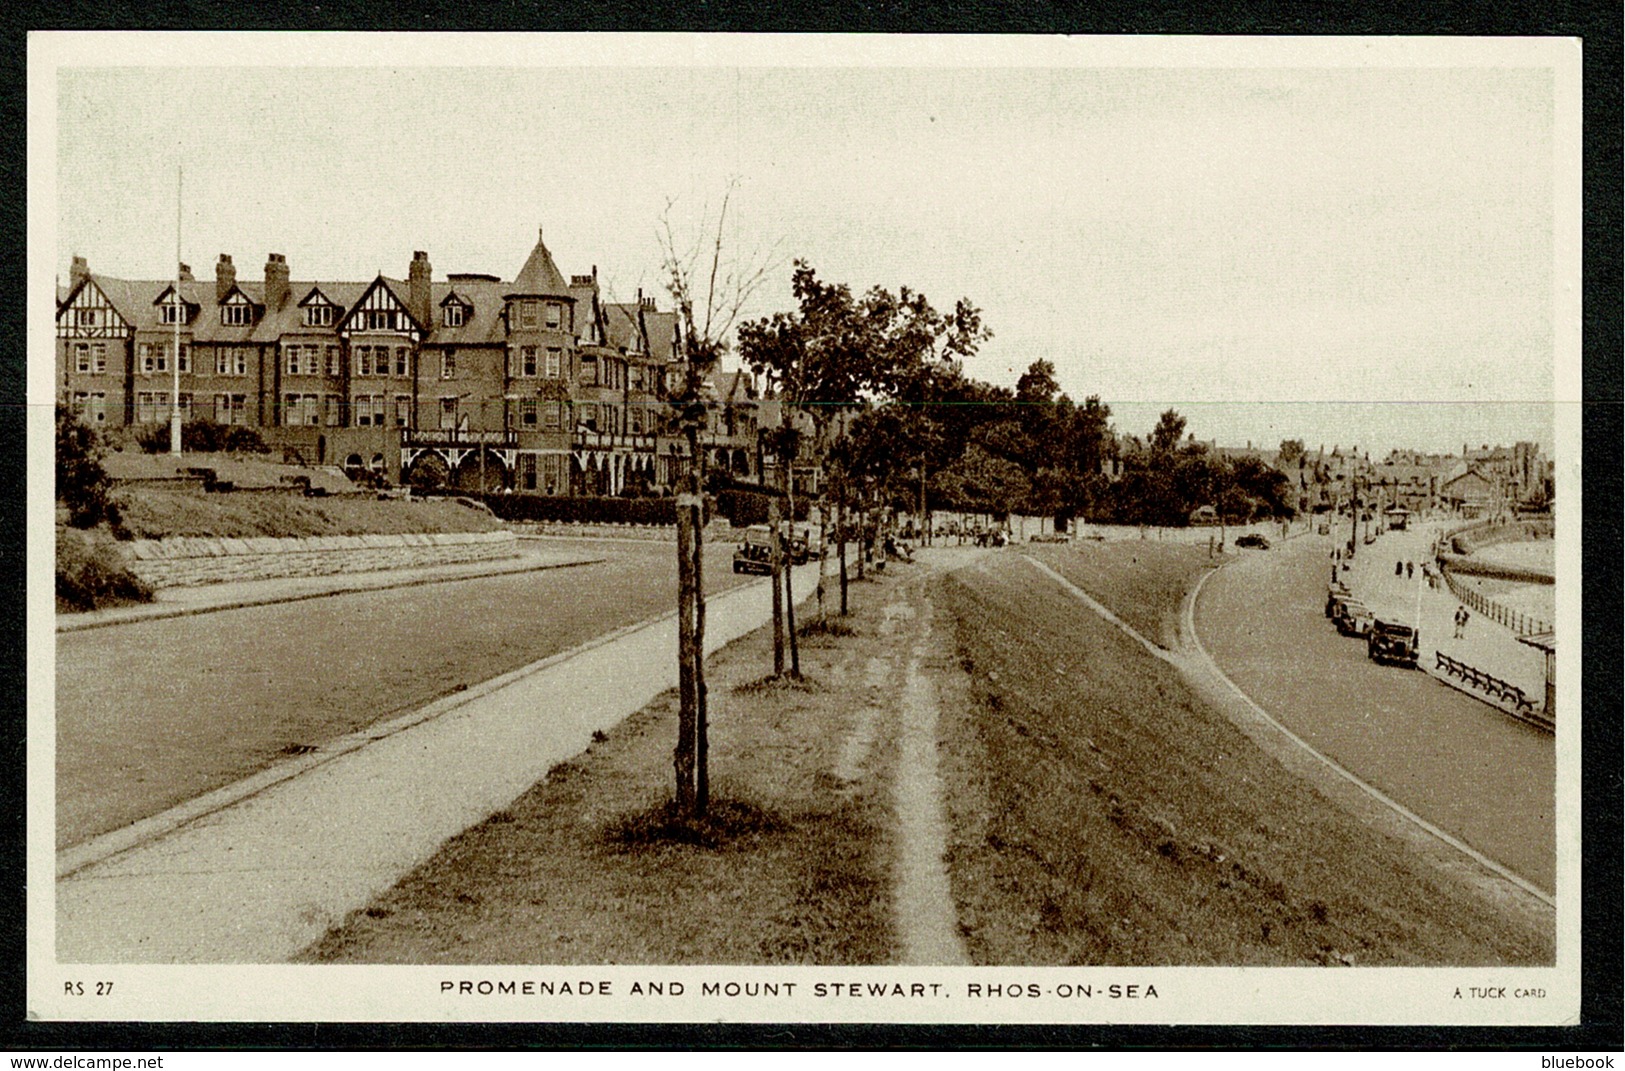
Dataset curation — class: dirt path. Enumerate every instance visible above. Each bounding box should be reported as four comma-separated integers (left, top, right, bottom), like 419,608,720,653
887,591,970,965
823,556,973,964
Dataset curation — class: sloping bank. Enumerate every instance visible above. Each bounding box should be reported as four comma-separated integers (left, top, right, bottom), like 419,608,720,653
936,543,1551,966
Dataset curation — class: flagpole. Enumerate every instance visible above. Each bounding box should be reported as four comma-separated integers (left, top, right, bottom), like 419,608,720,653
170,164,183,456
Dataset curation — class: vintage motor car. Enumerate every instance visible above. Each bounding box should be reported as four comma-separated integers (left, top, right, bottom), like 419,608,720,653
1326,580,1351,617
787,523,816,565
1367,616,1420,666
1331,595,1374,637
732,525,775,576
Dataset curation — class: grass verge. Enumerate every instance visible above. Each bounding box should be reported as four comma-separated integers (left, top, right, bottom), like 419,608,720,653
1023,540,1218,647
299,584,900,965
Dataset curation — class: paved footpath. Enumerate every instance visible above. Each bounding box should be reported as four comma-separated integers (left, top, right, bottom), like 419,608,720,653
1339,521,1548,714
55,561,821,963
58,540,604,632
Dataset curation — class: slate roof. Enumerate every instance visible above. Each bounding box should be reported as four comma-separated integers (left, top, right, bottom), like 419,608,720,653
60,237,637,353
1369,463,1436,485
604,302,681,362
708,369,757,403
424,279,510,346
568,282,604,346
262,282,369,339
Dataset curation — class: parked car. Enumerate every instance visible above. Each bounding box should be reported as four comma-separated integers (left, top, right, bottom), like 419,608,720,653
1235,533,1271,549
1331,595,1374,637
1326,581,1350,617
732,525,774,575
787,523,817,564
1368,616,1419,666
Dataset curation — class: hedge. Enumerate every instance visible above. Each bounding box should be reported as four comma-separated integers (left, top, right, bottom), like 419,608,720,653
715,487,810,526
416,491,684,526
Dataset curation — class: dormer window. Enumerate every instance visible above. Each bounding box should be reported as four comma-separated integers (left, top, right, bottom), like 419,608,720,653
305,304,334,327
221,303,252,326
160,302,187,325
444,304,465,328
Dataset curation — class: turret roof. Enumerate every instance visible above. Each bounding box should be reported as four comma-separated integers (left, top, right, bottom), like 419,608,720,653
507,229,573,299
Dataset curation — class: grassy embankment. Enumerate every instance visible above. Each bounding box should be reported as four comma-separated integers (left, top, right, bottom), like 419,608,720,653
111,486,505,540
939,542,1552,966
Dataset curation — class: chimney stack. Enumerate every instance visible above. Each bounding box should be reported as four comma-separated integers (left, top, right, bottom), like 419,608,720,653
178,263,194,282
216,254,236,302
409,250,432,328
69,255,89,289
264,253,289,310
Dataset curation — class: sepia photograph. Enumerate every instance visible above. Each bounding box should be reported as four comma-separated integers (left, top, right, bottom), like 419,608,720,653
28,32,1582,1026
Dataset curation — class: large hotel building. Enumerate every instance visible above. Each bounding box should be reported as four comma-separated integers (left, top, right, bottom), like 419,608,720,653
55,229,765,496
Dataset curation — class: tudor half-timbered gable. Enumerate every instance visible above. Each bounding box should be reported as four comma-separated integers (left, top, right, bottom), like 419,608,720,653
340,277,421,431
57,268,132,426
57,232,703,496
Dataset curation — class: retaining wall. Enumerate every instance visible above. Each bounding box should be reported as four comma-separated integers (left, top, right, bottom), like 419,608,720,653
123,531,518,589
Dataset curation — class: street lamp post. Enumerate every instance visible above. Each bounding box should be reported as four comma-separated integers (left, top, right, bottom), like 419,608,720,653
1349,475,1360,558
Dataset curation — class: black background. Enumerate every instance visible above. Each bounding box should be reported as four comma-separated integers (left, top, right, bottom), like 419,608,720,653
2,0,1619,1052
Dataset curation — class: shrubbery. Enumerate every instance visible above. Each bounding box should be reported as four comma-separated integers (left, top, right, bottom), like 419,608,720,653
474,493,683,526
133,419,269,455
56,529,152,611
713,487,809,526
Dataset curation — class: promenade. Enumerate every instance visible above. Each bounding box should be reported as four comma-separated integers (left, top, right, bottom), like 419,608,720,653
1197,531,1555,892
1339,520,1549,720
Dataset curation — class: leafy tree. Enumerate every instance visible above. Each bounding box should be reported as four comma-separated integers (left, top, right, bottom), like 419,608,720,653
1150,409,1188,455
1278,438,1305,465
1015,358,1059,409
969,419,1035,469
931,444,1030,518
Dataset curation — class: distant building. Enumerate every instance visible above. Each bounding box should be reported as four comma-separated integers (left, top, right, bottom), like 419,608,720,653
1439,467,1499,517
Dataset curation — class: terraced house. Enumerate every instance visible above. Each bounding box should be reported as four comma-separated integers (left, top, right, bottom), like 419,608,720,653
53,229,763,496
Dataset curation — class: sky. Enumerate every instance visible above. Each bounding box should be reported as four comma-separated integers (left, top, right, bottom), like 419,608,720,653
47,37,1572,458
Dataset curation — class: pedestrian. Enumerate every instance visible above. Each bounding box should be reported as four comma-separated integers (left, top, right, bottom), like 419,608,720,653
1406,561,1414,579
1453,605,1468,638
1395,560,1404,577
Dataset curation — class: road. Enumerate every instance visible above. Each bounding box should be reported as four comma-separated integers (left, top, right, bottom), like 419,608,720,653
56,556,824,964
1195,533,1556,893
55,537,753,849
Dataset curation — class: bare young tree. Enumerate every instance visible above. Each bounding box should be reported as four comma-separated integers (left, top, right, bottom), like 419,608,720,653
656,182,779,818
